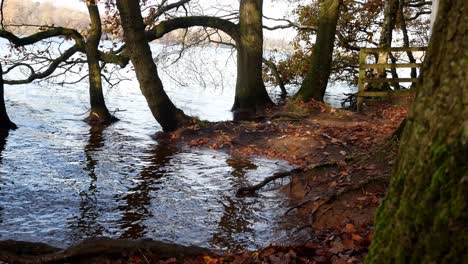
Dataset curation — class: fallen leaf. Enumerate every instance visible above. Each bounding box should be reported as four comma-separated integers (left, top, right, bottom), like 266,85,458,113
344,223,356,233
340,150,347,156
352,234,363,241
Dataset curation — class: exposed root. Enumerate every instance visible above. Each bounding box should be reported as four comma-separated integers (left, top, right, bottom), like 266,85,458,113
0,238,214,264
236,158,356,196
236,168,303,196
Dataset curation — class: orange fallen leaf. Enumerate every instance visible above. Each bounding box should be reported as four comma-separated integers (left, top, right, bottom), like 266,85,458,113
344,223,356,233
352,234,363,241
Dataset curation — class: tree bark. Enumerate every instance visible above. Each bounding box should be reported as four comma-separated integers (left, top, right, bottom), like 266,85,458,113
0,64,17,130
398,0,417,80
84,0,116,125
295,0,342,102
366,0,467,262
116,0,189,132
263,58,287,98
375,0,399,90
232,0,273,114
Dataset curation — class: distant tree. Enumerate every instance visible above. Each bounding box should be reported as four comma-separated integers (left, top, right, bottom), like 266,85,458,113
366,0,467,262
0,0,128,128
295,0,343,102
268,0,431,97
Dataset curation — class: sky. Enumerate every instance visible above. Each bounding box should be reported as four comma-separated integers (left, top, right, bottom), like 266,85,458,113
35,0,297,40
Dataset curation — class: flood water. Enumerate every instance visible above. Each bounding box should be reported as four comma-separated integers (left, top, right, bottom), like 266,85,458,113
0,43,353,251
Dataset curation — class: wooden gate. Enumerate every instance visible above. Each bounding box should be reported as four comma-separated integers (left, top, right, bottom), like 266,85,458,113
357,47,427,111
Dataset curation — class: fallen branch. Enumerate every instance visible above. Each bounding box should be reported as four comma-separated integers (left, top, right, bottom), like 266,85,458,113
236,168,303,196
236,158,355,196
0,238,215,264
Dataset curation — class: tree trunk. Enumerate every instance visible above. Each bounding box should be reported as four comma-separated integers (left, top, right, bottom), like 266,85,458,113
84,0,116,125
263,58,287,98
375,0,399,90
366,0,467,262
232,0,273,115
398,1,417,80
295,0,342,102
0,64,17,130
116,0,189,132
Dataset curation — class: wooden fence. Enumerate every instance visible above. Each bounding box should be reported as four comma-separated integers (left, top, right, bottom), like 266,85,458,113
357,47,427,111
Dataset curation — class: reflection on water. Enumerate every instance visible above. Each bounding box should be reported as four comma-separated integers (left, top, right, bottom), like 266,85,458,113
0,130,8,163
0,130,9,226
116,142,179,239
0,87,294,250
210,157,258,251
68,127,105,240
0,44,358,250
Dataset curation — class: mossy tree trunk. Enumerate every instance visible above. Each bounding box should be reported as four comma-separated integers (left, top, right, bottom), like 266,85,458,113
116,0,189,132
232,0,273,114
0,64,17,130
295,0,342,102
366,0,467,262
84,0,116,125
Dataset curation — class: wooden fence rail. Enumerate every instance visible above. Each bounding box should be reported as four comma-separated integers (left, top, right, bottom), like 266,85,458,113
357,47,427,111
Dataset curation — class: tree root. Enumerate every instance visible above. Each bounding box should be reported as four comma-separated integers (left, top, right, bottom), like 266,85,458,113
236,158,355,196
0,238,215,264
236,168,303,196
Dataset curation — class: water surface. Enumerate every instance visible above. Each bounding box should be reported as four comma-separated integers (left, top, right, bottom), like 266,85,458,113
0,43,351,250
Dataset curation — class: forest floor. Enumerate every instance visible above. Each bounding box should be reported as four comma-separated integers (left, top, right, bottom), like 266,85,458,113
0,96,412,264
164,97,411,264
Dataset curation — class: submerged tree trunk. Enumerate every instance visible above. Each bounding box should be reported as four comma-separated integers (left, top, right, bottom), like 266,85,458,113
84,0,115,125
366,0,467,262
116,0,189,132
295,0,342,102
232,0,273,114
0,64,17,130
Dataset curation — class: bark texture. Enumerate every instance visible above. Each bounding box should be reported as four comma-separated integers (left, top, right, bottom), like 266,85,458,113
116,0,189,132
84,0,116,125
295,0,342,102
232,0,273,113
366,0,467,262
0,64,17,130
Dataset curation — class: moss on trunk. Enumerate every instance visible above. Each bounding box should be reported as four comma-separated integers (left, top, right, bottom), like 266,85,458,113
232,0,273,113
366,0,467,262
295,0,342,102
